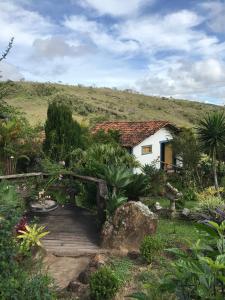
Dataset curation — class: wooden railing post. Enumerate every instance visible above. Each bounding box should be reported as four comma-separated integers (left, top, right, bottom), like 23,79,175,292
96,180,108,225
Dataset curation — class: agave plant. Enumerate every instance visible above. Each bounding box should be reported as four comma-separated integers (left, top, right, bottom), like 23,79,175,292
102,165,133,195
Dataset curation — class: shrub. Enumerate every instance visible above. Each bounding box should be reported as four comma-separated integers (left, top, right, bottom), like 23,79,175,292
106,193,127,216
196,187,224,211
140,235,164,264
142,162,166,196
159,221,225,299
110,258,133,286
17,224,49,253
198,196,224,211
125,173,149,201
0,182,55,300
90,266,120,300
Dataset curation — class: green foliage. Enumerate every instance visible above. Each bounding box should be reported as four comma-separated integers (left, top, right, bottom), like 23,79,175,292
0,101,42,173
125,173,149,200
90,266,120,300
140,235,164,264
0,182,55,300
196,186,224,212
197,111,225,190
197,112,225,156
160,221,225,299
75,143,138,175
73,144,138,210
106,192,127,216
142,162,166,196
172,127,201,186
182,188,198,202
39,157,65,173
103,165,133,193
32,83,57,97
0,181,24,212
92,128,121,145
43,101,83,162
110,257,133,286
17,224,49,253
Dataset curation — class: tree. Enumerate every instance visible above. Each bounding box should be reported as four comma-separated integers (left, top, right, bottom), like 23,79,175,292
43,101,83,162
171,127,201,186
197,112,225,191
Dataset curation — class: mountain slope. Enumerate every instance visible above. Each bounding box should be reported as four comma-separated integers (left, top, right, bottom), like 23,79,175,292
1,81,224,127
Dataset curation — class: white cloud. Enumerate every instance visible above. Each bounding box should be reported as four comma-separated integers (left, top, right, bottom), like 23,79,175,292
32,36,91,59
0,61,24,81
76,0,150,17
118,10,217,54
64,15,139,54
201,1,225,33
136,58,225,103
0,0,53,46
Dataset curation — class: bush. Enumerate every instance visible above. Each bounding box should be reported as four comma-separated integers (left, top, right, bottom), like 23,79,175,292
196,186,224,211
90,266,120,300
0,182,55,300
140,235,164,264
198,196,224,211
142,162,166,196
159,221,225,299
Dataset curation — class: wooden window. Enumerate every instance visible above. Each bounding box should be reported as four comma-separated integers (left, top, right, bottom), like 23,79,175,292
142,145,152,155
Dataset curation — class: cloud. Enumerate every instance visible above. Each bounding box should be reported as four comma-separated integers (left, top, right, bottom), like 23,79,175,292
0,1,53,46
201,1,225,33
32,36,91,59
64,15,139,54
76,0,151,17
118,10,215,54
136,58,225,103
0,61,24,81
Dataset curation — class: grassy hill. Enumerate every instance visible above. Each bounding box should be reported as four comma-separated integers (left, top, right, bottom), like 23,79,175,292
1,81,224,127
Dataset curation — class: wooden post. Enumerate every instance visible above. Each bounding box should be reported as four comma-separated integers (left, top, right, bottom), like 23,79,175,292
96,180,108,226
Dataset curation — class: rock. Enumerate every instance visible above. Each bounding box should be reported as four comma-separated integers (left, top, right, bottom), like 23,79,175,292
67,280,86,293
101,201,158,251
78,254,107,284
127,250,140,260
154,202,162,210
182,208,190,216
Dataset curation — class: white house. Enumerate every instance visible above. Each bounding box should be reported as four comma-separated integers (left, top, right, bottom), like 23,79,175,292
93,121,179,172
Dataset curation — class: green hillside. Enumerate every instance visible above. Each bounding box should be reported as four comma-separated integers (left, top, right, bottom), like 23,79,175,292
1,81,224,127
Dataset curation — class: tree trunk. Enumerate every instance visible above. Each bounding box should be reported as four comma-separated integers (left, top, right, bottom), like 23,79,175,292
212,150,219,193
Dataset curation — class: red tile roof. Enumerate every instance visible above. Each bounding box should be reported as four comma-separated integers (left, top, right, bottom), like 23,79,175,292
92,121,177,147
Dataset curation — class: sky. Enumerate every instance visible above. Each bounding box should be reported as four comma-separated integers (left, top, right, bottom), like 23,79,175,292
0,0,225,104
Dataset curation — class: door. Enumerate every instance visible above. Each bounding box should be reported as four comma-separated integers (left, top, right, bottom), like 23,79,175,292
164,143,173,170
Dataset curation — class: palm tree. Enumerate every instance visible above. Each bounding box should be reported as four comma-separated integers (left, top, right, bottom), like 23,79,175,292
197,111,225,191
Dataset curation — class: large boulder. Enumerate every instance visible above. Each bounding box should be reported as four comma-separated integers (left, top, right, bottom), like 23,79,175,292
101,201,158,251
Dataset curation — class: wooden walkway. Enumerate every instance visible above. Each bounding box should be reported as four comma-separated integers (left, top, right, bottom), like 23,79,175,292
34,205,104,256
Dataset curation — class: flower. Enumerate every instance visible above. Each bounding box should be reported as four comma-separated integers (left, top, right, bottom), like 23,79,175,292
15,216,28,235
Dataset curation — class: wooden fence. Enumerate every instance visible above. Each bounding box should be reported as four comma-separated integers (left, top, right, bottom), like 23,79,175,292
0,172,108,225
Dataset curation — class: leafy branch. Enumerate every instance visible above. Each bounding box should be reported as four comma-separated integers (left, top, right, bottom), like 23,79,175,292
0,37,14,62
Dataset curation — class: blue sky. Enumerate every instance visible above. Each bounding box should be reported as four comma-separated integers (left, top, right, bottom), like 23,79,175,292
0,0,225,104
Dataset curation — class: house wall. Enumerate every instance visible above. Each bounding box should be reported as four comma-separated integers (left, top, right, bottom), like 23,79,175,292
132,128,173,172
